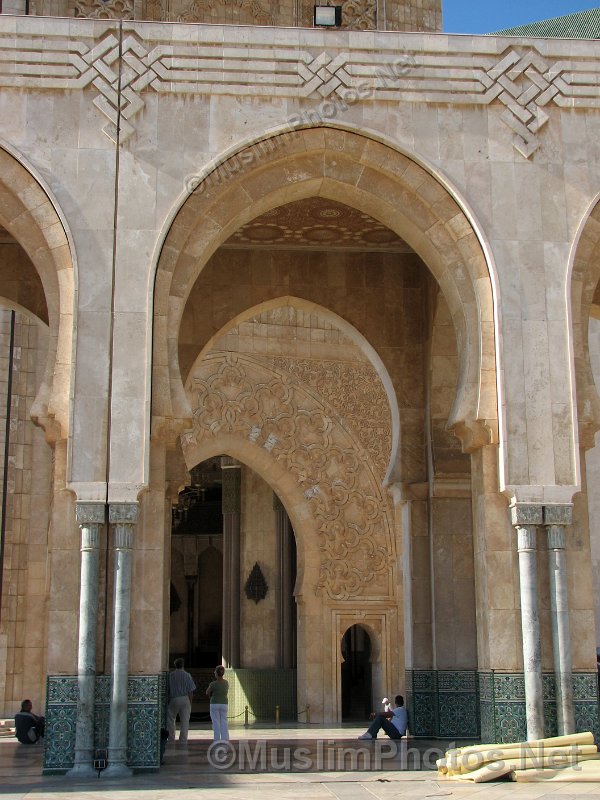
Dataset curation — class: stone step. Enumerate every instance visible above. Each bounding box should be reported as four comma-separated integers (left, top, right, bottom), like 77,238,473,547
0,719,15,737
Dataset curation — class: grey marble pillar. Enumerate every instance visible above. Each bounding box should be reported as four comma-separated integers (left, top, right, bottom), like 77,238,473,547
544,504,574,735
66,502,105,778
221,458,241,668
103,502,138,778
511,503,544,741
274,493,294,669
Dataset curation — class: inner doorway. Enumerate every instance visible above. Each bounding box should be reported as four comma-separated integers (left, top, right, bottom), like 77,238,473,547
169,456,298,715
341,625,372,721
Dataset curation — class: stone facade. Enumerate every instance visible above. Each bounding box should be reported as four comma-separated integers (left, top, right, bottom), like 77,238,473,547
0,5,600,773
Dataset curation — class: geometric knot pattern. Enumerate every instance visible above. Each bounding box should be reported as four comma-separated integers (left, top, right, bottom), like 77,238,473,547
482,49,560,159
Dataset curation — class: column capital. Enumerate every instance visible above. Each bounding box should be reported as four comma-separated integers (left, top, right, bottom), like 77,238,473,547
510,503,543,527
543,504,573,527
108,502,139,525
516,525,537,551
76,502,106,525
547,524,566,550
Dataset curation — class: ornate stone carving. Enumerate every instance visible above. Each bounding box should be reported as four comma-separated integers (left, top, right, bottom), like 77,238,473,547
342,0,376,30
270,357,391,479
176,0,274,24
183,352,394,600
74,0,133,19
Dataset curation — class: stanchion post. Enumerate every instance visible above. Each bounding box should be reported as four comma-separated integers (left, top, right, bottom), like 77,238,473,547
306,705,310,724
244,705,249,727
275,704,280,724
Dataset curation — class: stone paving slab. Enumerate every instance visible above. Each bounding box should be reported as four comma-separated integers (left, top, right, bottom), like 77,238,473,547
4,728,600,800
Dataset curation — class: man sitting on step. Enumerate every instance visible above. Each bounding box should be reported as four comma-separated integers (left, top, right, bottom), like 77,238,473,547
14,699,45,744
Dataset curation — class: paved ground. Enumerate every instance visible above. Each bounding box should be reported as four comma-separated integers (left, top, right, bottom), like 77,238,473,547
3,723,600,799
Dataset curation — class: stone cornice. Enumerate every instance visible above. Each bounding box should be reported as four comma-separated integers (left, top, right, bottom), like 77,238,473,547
1,18,600,156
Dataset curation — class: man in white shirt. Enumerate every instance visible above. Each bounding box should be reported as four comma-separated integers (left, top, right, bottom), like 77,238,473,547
358,694,407,740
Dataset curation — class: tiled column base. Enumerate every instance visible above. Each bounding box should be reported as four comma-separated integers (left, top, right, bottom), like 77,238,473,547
407,670,599,742
44,674,167,773
479,671,600,743
405,670,480,738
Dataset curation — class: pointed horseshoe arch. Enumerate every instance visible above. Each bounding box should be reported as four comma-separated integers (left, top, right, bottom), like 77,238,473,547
152,125,498,457
0,141,76,443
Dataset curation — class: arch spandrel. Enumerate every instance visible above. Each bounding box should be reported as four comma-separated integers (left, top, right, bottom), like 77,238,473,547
181,307,397,601
153,126,498,458
0,143,75,444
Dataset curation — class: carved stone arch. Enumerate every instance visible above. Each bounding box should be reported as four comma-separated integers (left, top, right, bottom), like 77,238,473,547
193,296,401,487
0,142,75,443
570,193,600,450
340,619,381,663
153,125,498,458
181,350,396,602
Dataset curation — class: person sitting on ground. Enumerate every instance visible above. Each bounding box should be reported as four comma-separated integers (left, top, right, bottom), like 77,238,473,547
358,694,407,741
14,699,45,744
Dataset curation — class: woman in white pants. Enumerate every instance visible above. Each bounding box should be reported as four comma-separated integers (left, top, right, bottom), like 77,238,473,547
206,665,229,741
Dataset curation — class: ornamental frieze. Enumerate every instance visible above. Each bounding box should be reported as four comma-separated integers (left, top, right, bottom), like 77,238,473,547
1,19,599,155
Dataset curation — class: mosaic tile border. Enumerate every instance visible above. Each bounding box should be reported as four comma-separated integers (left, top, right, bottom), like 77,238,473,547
44,674,164,773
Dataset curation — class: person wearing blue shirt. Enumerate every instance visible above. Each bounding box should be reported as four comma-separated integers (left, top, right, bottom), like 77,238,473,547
358,694,407,740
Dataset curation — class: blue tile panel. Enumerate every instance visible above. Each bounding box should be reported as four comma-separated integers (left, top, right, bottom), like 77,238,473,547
406,670,480,738
408,670,599,743
44,674,165,773
478,671,599,744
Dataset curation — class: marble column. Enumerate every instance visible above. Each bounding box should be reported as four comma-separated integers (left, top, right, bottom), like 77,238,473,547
544,504,575,735
274,494,294,668
510,503,544,741
66,502,105,778
221,458,241,668
103,502,138,778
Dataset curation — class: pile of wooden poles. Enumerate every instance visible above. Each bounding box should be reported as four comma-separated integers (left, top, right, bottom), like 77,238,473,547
437,732,600,782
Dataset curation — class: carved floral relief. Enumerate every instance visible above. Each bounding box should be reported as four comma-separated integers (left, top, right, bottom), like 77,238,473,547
183,351,395,600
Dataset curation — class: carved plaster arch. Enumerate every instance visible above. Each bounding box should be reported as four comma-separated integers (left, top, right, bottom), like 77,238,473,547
152,126,498,459
181,349,396,602
193,296,401,487
569,193,600,451
0,142,76,443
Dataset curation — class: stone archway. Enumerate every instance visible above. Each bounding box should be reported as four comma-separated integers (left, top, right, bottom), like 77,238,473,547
179,298,400,721
152,126,498,462
0,143,75,441
570,194,600,449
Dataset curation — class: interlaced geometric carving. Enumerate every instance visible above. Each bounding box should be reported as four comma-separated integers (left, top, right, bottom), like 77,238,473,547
183,352,394,600
482,49,559,158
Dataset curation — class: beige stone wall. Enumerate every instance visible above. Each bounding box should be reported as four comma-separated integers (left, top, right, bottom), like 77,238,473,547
0,308,52,716
240,467,277,668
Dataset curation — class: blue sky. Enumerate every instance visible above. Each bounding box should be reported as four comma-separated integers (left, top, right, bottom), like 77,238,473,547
443,0,597,33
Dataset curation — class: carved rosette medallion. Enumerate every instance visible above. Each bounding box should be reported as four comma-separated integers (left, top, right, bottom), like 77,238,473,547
183,352,394,600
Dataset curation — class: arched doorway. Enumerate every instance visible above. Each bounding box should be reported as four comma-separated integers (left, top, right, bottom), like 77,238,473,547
341,625,372,722
152,125,497,723
169,455,298,718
